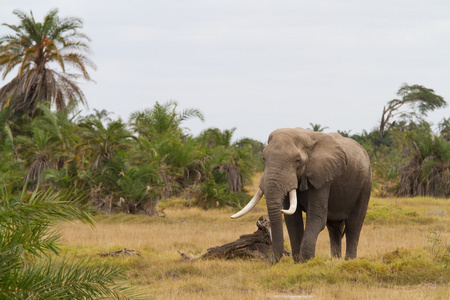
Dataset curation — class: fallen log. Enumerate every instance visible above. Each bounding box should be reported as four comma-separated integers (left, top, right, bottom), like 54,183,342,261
180,216,290,260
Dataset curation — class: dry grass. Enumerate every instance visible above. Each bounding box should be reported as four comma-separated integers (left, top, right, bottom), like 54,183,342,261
59,207,448,260
57,173,449,299
57,193,450,299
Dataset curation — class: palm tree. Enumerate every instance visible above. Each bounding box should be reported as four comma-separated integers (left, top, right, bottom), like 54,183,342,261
13,103,83,189
16,127,60,188
337,130,351,137
84,108,113,123
0,9,95,115
398,127,450,197
198,127,236,147
79,118,134,169
129,100,204,139
309,123,328,132
438,117,450,141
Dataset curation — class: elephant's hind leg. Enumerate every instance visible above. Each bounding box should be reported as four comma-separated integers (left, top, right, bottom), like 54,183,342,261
344,188,371,260
327,220,345,258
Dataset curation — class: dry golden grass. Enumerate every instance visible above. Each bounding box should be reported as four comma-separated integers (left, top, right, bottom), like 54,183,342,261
59,207,448,260
57,192,449,299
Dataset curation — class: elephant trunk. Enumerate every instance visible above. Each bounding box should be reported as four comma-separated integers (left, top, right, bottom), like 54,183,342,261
267,203,284,263
263,177,297,263
231,173,298,263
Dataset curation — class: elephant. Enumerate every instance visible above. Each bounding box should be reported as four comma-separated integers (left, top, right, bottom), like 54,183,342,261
231,128,371,263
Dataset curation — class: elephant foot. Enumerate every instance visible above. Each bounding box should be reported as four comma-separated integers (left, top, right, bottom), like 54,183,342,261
299,252,315,263
267,253,280,265
292,254,301,264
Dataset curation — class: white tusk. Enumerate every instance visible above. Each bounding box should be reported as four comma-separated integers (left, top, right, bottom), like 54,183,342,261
231,189,263,219
281,189,297,215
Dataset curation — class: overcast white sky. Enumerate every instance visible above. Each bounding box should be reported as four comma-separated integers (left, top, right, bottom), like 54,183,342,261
1,0,449,142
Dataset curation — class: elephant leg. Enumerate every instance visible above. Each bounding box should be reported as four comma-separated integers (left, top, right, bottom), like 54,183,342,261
344,188,371,260
283,194,304,263
300,184,330,262
326,220,345,258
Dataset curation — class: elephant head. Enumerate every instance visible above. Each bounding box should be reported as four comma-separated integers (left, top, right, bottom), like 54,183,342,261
232,128,347,262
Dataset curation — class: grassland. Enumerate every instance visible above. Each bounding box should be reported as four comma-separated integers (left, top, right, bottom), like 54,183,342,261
58,192,449,299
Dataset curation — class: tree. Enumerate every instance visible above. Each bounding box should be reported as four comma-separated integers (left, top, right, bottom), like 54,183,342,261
16,126,60,187
78,118,133,169
0,9,95,115
129,100,204,139
337,130,351,137
398,127,450,197
438,117,450,141
14,103,81,189
128,102,205,200
83,108,114,124
198,127,237,147
309,123,328,132
379,84,446,138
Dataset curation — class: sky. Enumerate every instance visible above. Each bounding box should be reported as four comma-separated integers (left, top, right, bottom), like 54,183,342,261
1,0,450,142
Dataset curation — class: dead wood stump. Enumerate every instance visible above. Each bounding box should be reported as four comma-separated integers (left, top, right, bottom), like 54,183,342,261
180,216,290,260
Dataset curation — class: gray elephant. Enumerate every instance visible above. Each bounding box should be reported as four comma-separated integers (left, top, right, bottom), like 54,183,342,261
232,128,371,263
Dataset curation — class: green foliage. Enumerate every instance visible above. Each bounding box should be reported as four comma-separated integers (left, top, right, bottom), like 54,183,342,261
350,84,448,197
92,154,161,213
308,123,328,132
397,127,450,197
439,117,450,141
0,184,142,299
0,94,262,215
197,177,251,208
129,100,204,139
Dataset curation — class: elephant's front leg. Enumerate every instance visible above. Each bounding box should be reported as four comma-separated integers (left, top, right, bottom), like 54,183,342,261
300,184,330,262
283,193,304,263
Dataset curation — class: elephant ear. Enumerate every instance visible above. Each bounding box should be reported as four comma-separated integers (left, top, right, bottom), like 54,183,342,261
303,131,347,190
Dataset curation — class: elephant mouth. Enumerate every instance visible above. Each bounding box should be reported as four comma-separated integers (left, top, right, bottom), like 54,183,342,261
231,189,297,219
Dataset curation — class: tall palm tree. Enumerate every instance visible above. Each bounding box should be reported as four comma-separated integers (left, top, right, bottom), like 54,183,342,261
0,9,95,115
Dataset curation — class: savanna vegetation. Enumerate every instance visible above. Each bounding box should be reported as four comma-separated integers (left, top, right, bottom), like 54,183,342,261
57,183,449,299
0,8,449,299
